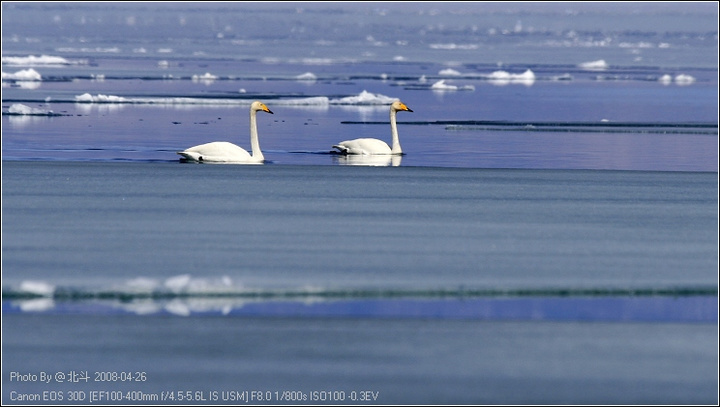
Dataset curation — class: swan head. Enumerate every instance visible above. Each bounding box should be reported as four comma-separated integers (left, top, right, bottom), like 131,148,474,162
391,100,413,113
251,101,274,114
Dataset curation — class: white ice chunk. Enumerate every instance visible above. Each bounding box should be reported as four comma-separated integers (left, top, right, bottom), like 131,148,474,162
296,72,317,81
578,59,609,71
165,274,192,291
674,74,695,85
8,103,54,115
19,280,55,296
439,68,462,76
2,68,42,81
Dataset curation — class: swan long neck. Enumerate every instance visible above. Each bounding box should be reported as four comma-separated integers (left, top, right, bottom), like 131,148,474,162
249,108,264,161
389,107,402,154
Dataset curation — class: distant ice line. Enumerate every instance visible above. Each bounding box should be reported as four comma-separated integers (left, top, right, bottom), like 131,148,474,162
5,276,716,301
1,55,86,66
343,119,718,135
70,90,399,106
3,72,701,89
1,57,701,87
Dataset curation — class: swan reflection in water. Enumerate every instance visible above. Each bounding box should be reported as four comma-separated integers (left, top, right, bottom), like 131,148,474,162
332,154,402,167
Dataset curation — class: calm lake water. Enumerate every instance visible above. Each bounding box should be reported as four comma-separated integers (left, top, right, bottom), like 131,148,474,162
2,2,718,405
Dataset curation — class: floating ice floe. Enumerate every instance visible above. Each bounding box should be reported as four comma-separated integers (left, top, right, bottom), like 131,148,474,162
659,74,696,86
659,74,673,85
69,91,399,107
281,96,329,106
4,103,61,116
330,90,397,105
485,69,536,86
2,68,42,81
431,69,536,86
19,280,55,296
164,274,193,292
430,80,475,91
578,59,609,71
192,72,217,84
123,278,161,296
72,93,326,106
296,72,317,81
674,74,695,85
2,54,71,66
439,68,463,76
162,274,235,295
75,93,129,103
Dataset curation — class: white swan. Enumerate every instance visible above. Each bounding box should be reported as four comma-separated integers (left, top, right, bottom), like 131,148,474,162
177,101,273,163
332,100,413,155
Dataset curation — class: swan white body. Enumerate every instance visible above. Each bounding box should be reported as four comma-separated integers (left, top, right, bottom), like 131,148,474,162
178,101,273,163
333,100,413,155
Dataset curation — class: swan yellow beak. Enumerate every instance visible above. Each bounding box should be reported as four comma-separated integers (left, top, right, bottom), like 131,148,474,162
261,104,274,114
400,102,413,113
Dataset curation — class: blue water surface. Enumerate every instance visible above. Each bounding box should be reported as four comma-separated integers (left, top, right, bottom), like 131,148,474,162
2,3,718,405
